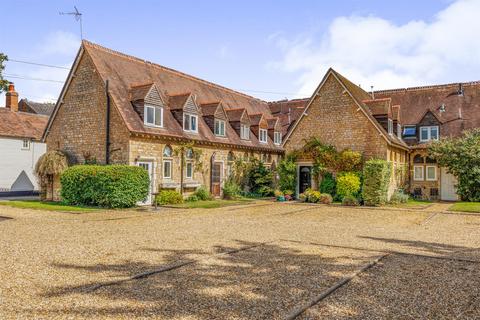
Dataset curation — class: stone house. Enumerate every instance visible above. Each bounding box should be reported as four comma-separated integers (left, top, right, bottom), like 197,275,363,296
43,41,284,203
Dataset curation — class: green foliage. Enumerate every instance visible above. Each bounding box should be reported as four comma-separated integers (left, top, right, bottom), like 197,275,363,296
429,129,480,201
320,172,336,196
319,193,333,204
336,150,363,172
186,194,199,202
155,190,184,205
305,189,321,203
283,189,294,196
277,153,297,192
61,165,150,208
246,158,274,196
193,186,212,201
274,190,284,197
0,53,8,93
362,159,392,206
389,190,409,204
222,180,242,200
336,172,361,200
342,195,359,206
298,193,307,202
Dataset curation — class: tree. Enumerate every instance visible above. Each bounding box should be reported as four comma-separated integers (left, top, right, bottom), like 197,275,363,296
429,129,480,201
0,53,8,93
277,153,297,192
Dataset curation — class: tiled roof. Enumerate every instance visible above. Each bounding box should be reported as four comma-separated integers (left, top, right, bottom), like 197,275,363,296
0,108,48,140
168,93,191,110
130,83,155,101
200,102,221,116
18,99,55,116
225,108,246,122
268,98,309,134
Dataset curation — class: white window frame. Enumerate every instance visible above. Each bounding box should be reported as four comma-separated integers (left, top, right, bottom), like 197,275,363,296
414,165,424,181
419,126,439,142
185,161,193,179
144,105,163,127
274,131,282,145
214,119,226,136
163,159,172,179
183,113,198,133
240,124,250,140
21,139,30,150
259,129,267,143
388,119,393,135
397,124,402,139
426,165,437,181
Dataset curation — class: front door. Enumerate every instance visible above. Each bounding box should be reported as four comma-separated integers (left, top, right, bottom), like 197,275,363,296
138,161,153,205
211,162,222,197
441,167,458,201
299,166,312,194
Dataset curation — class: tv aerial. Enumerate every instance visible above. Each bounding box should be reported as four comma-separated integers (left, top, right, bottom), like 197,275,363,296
60,6,83,39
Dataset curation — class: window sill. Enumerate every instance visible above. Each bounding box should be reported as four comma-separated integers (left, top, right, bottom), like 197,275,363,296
144,123,164,128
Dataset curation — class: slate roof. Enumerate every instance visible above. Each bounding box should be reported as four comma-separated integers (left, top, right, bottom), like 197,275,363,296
0,108,48,140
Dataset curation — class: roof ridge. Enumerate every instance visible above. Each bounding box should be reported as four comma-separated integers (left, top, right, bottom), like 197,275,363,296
375,80,480,94
268,97,310,103
82,40,267,104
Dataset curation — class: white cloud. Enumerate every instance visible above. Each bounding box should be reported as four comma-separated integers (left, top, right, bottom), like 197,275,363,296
38,31,80,56
269,0,480,96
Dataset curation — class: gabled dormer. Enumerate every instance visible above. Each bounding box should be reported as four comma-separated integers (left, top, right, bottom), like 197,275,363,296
250,113,268,144
418,110,441,142
363,98,393,135
267,117,282,145
226,108,251,140
200,102,228,137
130,83,165,128
169,93,199,133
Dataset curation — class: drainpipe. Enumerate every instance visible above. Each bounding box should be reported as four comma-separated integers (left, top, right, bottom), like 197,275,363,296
105,80,111,165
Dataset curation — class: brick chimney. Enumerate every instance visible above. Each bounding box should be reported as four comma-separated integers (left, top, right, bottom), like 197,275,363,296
5,82,19,112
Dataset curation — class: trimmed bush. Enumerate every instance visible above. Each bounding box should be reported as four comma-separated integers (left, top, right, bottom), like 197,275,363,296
193,186,212,201
320,172,336,196
223,180,242,200
362,159,392,206
336,172,361,200
304,189,321,203
319,193,333,204
155,190,184,205
342,195,359,206
389,190,409,204
298,193,307,202
186,194,199,202
61,165,149,208
277,155,297,193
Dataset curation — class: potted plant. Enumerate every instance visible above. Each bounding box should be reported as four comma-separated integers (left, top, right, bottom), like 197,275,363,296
284,189,294,201
274,190,285,202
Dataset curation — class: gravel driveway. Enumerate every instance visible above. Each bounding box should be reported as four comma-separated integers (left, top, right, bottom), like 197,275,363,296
0,202,479,319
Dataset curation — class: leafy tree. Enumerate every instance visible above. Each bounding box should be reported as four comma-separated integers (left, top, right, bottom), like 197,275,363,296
0,53,8,93
277,153,297,192
429,129,480,201
246,158,274,196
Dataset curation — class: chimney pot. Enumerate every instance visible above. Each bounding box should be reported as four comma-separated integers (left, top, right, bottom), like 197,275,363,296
5,82,19,112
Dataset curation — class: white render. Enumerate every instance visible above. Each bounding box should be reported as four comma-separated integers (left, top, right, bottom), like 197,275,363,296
0,137,46,191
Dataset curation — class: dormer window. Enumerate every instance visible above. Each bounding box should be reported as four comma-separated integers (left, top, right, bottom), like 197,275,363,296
214,119,226,136
144,105,163,127
419,126,439,142
240,124,250,140
274,132,282,145
403,125,416,138
388,119,393,135
259,129,268,143
183,113,198,132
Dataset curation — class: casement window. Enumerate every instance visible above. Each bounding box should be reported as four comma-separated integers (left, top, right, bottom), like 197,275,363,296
163,160,172,179
186,162,193,179
419,126,439,142
414,166,424,181
403,125,416,138
183,113,198,132
259,129,267,143
426,166,437,181
240,124,250,140
214,119,226,136
144,105,163,127
388,119,393,135
274,132,282,145
397,124,402,139
21,139,30,150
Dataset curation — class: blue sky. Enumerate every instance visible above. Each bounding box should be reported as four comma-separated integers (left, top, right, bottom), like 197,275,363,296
1,0,477,104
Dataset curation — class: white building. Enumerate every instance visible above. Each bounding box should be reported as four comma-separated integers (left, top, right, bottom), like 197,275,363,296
0,83,50,193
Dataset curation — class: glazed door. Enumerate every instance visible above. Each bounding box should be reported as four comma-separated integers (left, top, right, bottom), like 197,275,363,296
211,162,222,197
299,166,312,194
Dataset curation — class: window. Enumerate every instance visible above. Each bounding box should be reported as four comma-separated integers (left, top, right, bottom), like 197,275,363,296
259,129,267,143
186,162,193,179
388,119,393,135
183,113,198,132
419,126,439,142
426,166,437,181
403,125,416,137
397,124,402,139
22,139,30,150
274,132,282,145
414,166,424,181
240,124,250,140
185,148,193,159
144,105,163,127
163,160,172,179
163,145,172,157
214,119,226,136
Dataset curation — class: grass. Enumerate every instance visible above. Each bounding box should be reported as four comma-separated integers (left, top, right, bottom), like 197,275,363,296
0,200,99,213
385,199,432,209
167,198,254,209
449,202,480,213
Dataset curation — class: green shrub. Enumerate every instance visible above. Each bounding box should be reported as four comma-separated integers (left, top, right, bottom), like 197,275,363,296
362,159,392,206
298,193,307,202
336,172,361,200
320,172,336,196
223,180,242,200
186,194,199,202
304,189,321,203
342,195,359,206
274,190,284,197
61,165,149,208
319,193,333,204
155,190,184,205
278,154,297,192
246,159,274,196
389,190,409,204
284,189,294,196
337,150,363,172
193,186,211,201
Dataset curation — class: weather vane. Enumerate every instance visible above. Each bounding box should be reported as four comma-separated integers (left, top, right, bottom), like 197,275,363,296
59,6,83,39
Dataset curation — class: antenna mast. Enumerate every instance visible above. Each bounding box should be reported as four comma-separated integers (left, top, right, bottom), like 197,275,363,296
60,6,83,39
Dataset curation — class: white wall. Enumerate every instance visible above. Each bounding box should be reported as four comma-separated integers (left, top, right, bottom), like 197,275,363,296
0,137,46,191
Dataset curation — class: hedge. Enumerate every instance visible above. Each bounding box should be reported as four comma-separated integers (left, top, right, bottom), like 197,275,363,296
362,159,392,206
60,165,150,208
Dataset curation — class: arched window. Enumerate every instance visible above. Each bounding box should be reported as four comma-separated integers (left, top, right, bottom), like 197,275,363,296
163,145,172,157
413,154,424,163
227,151,235,162
425,156,436,164
185,148,194,159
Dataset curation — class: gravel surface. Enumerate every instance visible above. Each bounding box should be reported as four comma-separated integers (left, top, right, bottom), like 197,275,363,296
0,201,479,319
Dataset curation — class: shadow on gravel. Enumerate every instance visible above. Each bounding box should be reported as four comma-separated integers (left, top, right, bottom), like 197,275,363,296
0,216,12,222
41,240,378,319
